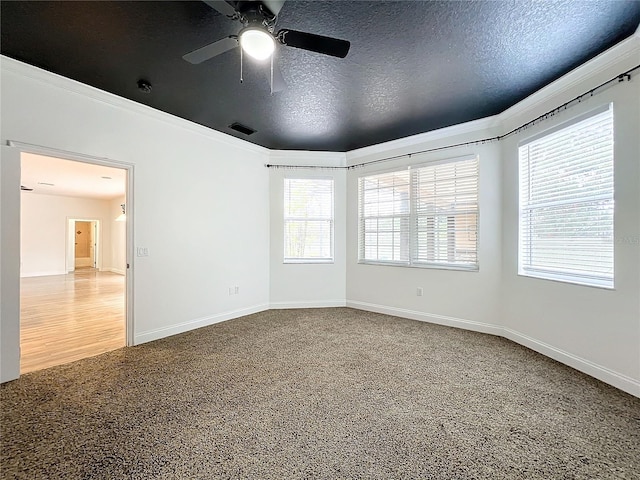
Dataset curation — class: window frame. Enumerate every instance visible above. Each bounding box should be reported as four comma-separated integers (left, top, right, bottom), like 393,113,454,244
357,155,479,271
358,165,412,266
283,176,335,264
517,104,614,289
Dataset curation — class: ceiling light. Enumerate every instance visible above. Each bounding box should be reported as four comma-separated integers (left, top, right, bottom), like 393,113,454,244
239,27,275,61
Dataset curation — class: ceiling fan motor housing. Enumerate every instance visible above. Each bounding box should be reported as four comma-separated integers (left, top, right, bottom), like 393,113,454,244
237,2,276,32
182,0,351,68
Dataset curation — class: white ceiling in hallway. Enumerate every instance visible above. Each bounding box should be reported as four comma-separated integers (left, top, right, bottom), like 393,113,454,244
20,152,126,200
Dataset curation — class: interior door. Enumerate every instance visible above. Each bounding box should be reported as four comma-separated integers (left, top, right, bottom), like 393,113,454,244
74,221,92,268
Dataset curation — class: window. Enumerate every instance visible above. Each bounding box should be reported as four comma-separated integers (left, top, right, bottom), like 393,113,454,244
358,155,479,270
359,169,410,263
518,105,614,288
284,178,334,263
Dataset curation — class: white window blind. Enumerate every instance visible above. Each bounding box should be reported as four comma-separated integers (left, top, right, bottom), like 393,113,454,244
358,156,478,270
518,105,614,288
284,178,334,263
412,158,478,268
359,169,411,263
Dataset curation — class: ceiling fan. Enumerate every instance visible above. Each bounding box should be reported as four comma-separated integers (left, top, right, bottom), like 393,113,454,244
182,0,350,91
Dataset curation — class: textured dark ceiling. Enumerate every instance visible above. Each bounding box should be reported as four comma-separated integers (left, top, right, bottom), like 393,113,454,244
2,1,639,151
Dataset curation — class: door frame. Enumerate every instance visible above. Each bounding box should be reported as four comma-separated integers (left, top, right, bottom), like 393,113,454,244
8,140,135,347
68,219,100,271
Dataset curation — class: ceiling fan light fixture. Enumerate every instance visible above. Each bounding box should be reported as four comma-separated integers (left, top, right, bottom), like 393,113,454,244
239,27,275,61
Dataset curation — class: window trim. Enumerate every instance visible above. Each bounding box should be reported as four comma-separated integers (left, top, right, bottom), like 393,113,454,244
283,176,335,264
517,103,614,289
357,154,479,272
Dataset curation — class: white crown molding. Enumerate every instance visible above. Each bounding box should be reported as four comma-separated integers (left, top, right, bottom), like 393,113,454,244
3,24,638,166
0,56,269,156
346,29,640,167
497,32,640,126
346,116,500,166
269,150,347,167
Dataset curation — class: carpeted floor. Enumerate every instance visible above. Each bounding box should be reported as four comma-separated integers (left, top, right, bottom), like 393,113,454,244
1,308,639,479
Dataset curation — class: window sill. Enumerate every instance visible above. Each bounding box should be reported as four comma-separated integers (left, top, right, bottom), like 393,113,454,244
518,270,614,290
284,259,335,265
357,260,478,272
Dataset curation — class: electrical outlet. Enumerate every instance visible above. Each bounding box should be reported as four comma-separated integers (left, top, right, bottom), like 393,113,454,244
234,286,239,295
417,287,423,296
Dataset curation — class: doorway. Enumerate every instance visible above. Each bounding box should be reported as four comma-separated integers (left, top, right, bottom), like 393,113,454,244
68,218,100,272
74,220,97,269
13,144,133,374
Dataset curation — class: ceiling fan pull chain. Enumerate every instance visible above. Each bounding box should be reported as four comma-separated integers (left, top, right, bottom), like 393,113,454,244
240,47,244,84
270,53,274,95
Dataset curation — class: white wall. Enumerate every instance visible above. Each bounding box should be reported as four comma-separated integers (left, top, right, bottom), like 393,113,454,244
108,196,126,274
0,146,21,382
269,151,347,308
345,135,504,334
2,30,638,396
20,192,111,277
1,56,271,349
343,33,640,396
500,61,640,393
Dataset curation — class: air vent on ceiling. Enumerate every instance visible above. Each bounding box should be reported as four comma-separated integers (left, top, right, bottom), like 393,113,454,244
229,122,256,136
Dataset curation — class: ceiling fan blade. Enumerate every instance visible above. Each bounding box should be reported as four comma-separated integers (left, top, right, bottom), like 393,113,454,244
202,0,237,17
261,0,286,17
183,36,238,64
277,29,350,58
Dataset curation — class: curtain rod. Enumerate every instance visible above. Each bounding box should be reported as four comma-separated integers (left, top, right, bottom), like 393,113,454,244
266,63,639,170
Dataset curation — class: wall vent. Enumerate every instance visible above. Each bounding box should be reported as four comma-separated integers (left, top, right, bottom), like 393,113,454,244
229,122,256,135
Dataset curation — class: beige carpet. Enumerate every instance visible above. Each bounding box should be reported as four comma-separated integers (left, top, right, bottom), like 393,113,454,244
2,308,639,479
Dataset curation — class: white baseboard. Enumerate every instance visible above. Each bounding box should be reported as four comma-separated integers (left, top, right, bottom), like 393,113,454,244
106,268,126,275
133,299,638,398
502,328,640,398
134,303,270,345
270,299,347,309
346,300,504,336
20,270,67,278
347,300,639,398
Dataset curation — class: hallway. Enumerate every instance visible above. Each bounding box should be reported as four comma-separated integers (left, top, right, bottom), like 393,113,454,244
20,269,125,374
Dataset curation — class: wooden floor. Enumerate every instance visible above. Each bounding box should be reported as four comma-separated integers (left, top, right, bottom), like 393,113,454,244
20,269,125,374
